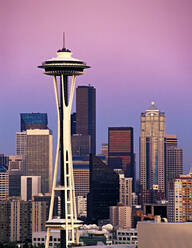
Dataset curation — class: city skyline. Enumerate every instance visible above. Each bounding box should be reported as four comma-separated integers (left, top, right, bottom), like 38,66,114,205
0,0,192,173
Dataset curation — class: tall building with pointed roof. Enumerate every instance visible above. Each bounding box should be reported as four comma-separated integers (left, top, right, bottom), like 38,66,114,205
139,102,165,203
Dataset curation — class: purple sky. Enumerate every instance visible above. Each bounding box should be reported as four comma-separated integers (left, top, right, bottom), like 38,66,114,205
0,0,192,173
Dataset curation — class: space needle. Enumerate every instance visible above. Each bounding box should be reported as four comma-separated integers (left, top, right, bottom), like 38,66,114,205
39,34,90,248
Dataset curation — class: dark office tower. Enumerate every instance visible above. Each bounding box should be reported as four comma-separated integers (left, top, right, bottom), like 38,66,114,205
0,154,9,167
165,135,183,199
72,135,91,156
20,113,48,131
76,85,96,155
71,112,76,135
87,155,119,224
108,127,135,190
8,155,24,197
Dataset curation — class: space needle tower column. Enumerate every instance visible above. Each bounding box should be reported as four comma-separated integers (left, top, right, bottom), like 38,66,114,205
39,36,90,248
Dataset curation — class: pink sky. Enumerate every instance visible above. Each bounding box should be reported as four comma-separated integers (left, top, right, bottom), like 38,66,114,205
0,0,192,172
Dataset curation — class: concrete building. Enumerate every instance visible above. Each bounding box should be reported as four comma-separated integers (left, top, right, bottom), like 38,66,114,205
76,195,87,217
140,102,165,203
110,204,132,229
16,129,53,193
21,176,41,201
76,85,96,155
32,201,47,232
10,199,31,242
32,230,60,247
168,173,192,222
119,173,132,207
33,194,58,223
112,228,137,246
138,221,192,248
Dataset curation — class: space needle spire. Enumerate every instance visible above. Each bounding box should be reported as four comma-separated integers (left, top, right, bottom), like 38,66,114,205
39,35,90,248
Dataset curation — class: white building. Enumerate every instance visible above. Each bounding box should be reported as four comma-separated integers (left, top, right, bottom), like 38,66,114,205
112,228,137,246
32,230,60,247
76,195,87,217
21,176,41,201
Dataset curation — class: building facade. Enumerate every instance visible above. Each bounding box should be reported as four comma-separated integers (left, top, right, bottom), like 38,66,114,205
108,127,135,190
10,199,31,242
76,85,96,155
165,135,183,199
110,204,132,229
139,102,165,203
73,157,90,197
87,155,119,223
0,164,9,200
21,176,41,201
20,113,48,131
168,174,192,222
8,155,24,197
16,129,52,193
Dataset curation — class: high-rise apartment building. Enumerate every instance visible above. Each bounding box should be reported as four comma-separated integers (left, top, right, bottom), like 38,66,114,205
76,85,96,155
10,199,31,242
139,102,165,203
110,204,132,229
108,127,135,190
168,174,192,222
16,129,52,193
20,113,48,131
32,200,47,232
165,135,183,199
87,155,119,223
119,173,132,207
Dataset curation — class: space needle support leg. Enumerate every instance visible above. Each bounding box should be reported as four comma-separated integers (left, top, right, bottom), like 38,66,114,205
61,75,76,247
45,75,60,248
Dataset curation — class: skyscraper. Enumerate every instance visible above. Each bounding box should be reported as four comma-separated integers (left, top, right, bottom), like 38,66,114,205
108,127,135,190
20,113,48,131
76,85,96,155
165,135,183,199
139,102,165,203
87,155,119,223
16,129,53,193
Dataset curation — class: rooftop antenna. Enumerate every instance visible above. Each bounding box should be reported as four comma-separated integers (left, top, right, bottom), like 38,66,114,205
63,32,65,49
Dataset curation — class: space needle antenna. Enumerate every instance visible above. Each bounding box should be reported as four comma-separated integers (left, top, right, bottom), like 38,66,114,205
63,32,65,49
